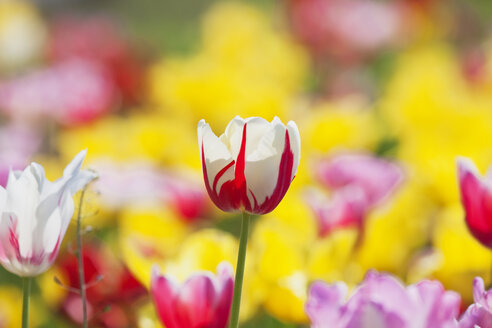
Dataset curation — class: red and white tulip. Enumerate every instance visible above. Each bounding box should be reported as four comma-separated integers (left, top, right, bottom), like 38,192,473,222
0,150,97,276
151,262,234,328
198,116,300,214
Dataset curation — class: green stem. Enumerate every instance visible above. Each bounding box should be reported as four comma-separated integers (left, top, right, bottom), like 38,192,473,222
76,189,88,328
229,212,251,328
22,276,31,328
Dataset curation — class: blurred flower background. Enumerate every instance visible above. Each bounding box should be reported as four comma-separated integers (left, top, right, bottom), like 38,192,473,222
2,0,492,327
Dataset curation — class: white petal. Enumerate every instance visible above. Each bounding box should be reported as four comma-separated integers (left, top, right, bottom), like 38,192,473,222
58,192,75,238
6,168,40,258
41,207,62,253
198,120,235,193
66,169,98,196
0,187,7,209
198,120,232,162
244,122,287,206
287,121,301,179
247,119,285,162
243,117,272,158
63,149,88,177
220,116,246,159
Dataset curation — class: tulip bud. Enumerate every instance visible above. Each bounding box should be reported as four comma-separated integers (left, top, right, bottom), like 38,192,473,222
198,116,300,214
457,157,492,249
151,262,234,328
0,150,97,277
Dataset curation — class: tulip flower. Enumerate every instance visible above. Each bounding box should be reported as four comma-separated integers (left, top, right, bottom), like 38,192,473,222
306,186,367,237
198,116,300,327
457,157,492,249
317,154,403,207
151,262,234,328
459,277,492,327
0,149,96,276
198,116,300,215
0,149,96,328
309,154,403,239
306,271,461,328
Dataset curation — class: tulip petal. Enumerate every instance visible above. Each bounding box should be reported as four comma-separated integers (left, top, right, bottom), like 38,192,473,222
306,281,347,326
63,149,88,177
6,167,39,259
40,207,62,254
151,267,180,328
249,128,296,214
244,121,286,206
175,274,216,327
220,116,246,160
286,121,301,179
243,117,273,157
457,157,492,247
198,120,234,193
345,301,404,328
214,262,234,328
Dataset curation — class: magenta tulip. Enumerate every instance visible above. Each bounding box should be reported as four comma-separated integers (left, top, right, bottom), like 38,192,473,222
457,157,492,248
151,262,234,328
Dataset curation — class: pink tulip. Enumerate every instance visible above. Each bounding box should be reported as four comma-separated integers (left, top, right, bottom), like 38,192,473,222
306,186,367,237
457,157,492,249
317,154,403,207
309,154,403,236
459,277,492,327
151,262,234,328
306,271,461,328
0,59,116,126
198,116,300,214
287,0,403,63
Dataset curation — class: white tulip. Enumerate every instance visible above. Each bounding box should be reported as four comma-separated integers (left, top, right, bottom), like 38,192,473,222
0,150,97,276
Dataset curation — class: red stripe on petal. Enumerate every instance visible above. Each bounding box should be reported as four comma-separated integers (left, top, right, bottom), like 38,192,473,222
48,236,62,262
213,161,235,193
253,129,295,214
8,215,22,262
202,142,236,212
235,123,247,190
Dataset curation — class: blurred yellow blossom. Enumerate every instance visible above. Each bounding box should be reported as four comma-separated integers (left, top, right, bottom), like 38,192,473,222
432,204,492,303
0,286,42,328
381,45,492,204
59,114,199,169
308,229,360,283
263,271,309,324
39,266,69,309
356,180,433,275
301,98,381,158
119,205,190,287
148,1,309,131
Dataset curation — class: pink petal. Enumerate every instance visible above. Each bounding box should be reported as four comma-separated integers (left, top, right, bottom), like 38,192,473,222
150,267,180,328
174,274,216,328
318,154,403,207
